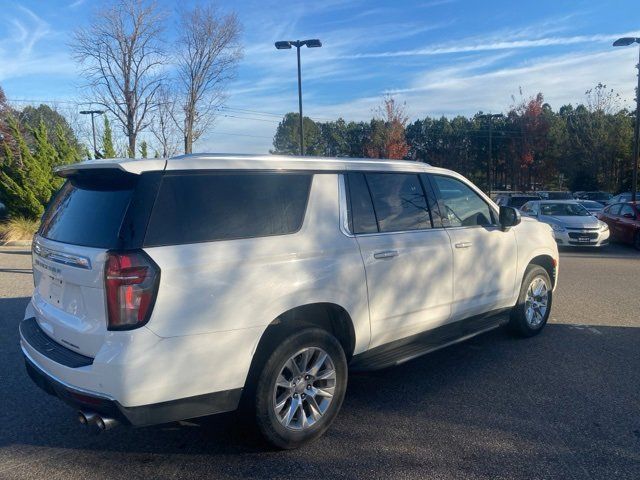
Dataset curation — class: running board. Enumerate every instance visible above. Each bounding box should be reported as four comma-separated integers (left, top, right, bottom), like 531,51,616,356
349,309,510,372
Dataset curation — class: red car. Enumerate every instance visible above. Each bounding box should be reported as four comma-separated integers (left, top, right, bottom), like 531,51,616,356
597,202,640,249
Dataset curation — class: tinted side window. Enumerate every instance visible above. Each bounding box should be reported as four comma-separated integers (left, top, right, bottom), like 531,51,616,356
364,173,431,232
431,175,495,227
346,173,378,234
420,174,444,227
620,205,635,217
609,204,622,215
145,173,311,246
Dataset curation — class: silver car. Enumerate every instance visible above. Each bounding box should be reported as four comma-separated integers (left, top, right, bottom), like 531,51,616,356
520,200,610,247
576,200,605,215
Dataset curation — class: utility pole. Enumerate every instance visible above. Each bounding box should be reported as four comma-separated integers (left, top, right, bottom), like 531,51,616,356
275,39,322,156
80,110,105,159
633,46,640,202
478,113,503,195
613,37,640,202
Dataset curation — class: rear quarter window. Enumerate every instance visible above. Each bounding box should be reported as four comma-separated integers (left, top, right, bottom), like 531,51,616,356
144,172,312,246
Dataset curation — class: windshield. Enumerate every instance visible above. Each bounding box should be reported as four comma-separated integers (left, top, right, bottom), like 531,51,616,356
540,203,590,216
579,201,602,209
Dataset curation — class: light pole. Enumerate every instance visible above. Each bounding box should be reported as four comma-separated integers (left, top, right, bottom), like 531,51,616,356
275,39,322,156
613,37,640,202
80,110,105,159
478,113,503,195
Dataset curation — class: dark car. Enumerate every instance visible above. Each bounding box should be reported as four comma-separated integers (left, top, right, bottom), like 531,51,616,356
584,191,612,203
495,193,541,210
597,202,640,249
0,201,7,220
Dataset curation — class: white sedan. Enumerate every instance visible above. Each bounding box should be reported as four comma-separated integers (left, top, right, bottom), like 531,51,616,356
520,200,609,247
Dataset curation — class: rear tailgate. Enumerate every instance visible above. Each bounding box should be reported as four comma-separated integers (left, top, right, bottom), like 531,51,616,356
31,168,158,358
32,238,111,357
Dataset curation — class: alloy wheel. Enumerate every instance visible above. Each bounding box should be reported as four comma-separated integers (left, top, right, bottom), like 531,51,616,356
524,276,549,328
272,347,336,431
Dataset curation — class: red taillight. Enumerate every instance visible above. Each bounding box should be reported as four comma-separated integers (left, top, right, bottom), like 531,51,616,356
105,251,160,330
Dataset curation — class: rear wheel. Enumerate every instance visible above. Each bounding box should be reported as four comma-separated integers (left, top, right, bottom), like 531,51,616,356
509,265,552,337
634,231,640,250
254,328,347,449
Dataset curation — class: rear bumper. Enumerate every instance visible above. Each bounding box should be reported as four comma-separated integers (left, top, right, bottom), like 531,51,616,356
22,298,261,410
22,346,242,426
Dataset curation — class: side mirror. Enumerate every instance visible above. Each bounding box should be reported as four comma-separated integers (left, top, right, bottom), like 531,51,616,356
499,206,521,231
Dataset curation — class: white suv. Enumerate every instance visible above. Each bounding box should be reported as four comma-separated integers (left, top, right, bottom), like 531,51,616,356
21,154,559,448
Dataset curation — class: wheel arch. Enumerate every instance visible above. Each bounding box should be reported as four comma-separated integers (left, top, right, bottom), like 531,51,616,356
242,302,356,393
528,254,557,287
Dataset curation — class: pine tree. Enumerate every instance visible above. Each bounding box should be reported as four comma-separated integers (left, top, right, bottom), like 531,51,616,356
139,140,148,158
32,119,59,197
102,116,117,158
0,119,47,218
14,118,52,205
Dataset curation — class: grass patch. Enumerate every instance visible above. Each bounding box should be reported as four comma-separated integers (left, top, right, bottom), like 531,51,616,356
0,217,39,243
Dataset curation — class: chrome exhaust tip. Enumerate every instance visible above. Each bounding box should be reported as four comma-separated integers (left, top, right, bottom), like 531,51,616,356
78,411,97,426
95,415,119,431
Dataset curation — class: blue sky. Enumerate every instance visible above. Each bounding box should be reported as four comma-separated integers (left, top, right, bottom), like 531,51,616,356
1,0,639,153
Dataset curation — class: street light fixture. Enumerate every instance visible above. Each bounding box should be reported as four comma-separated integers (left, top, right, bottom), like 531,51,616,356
478,113,503,194
79,109,106,159
275,39,322,156
613,36,640,202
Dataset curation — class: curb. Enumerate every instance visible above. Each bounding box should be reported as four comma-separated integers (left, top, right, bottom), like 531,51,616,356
2,240,32,247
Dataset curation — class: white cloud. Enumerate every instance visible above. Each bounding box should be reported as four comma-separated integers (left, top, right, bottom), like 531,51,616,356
0,6,75,81
341,32,640,59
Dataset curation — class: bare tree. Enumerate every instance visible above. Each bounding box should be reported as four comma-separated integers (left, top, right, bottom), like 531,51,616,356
174,4,242,154
72,0,166,157
149,85,180,157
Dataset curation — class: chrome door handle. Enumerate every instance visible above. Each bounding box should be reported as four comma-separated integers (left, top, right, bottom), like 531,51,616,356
454,241,473,249
373,250,399,259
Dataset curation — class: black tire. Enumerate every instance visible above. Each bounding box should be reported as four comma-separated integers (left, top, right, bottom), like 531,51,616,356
634,231,640,251
508,265,553,337
254,328,347,449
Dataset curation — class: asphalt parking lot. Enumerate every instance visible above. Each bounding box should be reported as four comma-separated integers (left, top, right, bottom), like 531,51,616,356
1,245,639,480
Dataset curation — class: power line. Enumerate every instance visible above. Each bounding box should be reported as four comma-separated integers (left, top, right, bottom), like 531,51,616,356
219,114,280,124
6,98,329,123
206,131,272,139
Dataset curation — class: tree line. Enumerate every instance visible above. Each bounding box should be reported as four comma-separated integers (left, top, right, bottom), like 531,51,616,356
272,85,635,193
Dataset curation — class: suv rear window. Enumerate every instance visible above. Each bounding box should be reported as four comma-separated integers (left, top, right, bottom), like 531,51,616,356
144,172,312,246
39,173,136,248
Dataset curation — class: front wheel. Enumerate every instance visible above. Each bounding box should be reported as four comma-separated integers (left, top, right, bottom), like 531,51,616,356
254,328,348,449
508,265,553,337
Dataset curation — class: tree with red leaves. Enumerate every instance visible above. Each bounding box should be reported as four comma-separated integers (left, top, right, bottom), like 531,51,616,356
366,96,410,159
509,91,550,189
